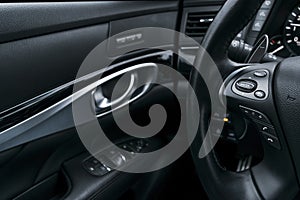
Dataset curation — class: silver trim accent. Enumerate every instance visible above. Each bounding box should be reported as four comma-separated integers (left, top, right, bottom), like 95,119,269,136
180,46,200,50
94,73,137,109
0,63,158,146
0,51,167,118
94,64,157,118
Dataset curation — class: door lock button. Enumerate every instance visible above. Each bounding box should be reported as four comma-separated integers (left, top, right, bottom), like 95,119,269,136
235,80,257,92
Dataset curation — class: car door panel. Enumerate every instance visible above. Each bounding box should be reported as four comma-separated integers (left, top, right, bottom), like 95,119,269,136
0,1,180,199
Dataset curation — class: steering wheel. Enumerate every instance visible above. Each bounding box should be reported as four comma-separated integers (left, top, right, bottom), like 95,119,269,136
190,0,300,199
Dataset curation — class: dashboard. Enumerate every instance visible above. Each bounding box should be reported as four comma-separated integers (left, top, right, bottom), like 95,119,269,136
237,0,300,58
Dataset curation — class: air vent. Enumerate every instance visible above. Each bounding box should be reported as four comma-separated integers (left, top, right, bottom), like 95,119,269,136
185,11,218,38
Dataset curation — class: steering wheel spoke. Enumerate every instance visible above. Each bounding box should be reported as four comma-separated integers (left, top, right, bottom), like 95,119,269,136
218,57,300,199
223,63,280,147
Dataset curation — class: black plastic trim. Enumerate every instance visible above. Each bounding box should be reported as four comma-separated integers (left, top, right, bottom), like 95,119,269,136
0,1,178,43
183,0,226,7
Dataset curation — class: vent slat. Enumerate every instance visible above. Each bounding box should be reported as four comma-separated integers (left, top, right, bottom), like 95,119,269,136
186,27,209,31
186,33,206,37
187,20,213,24
185,11,218,38
188,14,216,17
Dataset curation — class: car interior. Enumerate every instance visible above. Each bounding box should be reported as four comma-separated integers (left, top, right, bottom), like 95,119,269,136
2,0,300,199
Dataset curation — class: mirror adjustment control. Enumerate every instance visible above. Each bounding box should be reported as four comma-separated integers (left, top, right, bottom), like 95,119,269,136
235,79,257,93
82,139,149,176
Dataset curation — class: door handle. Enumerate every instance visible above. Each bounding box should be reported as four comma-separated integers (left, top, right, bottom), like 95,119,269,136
92,63,158,117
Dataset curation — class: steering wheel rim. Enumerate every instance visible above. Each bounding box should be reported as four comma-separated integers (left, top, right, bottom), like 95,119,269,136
189,0,300,199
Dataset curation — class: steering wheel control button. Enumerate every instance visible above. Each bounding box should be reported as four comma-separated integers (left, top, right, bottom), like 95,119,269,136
254,70,267,78
239,107,280,150
235,80,257,93
256,123,277,137
239,106,271,124
231,70,269,100
240,106,254,118
256,113,271,124
254,90,266,98
262,133,281,150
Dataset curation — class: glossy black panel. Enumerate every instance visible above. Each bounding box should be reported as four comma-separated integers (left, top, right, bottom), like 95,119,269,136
0,24,108,113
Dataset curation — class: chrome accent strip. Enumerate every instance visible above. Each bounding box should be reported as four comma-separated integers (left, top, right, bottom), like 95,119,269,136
180,46,200,50
0,51,167,117
0,63,158,146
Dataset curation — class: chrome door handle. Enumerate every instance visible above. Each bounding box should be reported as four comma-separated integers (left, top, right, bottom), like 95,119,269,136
92,63,158,117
